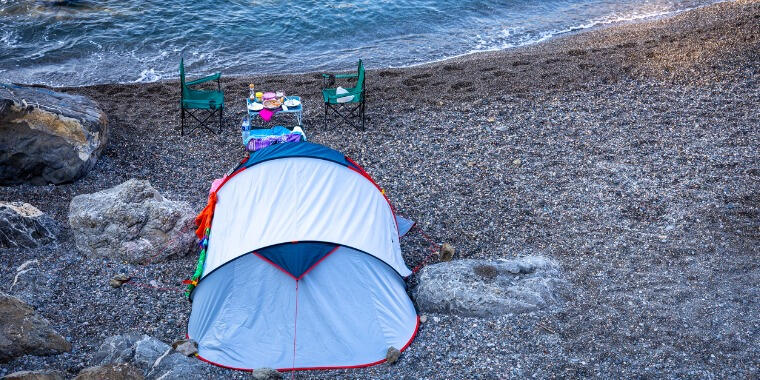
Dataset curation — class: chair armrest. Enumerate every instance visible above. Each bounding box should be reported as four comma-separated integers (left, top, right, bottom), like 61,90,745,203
324,88,362,99
322,73,358,79
187,72,221,86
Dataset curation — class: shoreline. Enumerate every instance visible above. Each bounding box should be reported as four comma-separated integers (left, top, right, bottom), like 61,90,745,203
8,1,728,89
1,0,759,378
56,0,756,108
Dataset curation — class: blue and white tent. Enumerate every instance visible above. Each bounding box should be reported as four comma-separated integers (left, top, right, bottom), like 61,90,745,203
187,142,419,371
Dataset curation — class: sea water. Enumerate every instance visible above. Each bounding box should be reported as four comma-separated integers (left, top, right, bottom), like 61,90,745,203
0,0,722,87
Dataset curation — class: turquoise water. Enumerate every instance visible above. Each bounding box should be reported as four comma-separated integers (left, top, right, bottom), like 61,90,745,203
0,0,719,86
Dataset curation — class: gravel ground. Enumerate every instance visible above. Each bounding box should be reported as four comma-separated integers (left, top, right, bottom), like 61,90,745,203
1,0,759,378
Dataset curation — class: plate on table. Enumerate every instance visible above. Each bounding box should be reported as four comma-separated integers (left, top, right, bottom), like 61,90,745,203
283,99,301,108
248,102,264,111
263,99,282,110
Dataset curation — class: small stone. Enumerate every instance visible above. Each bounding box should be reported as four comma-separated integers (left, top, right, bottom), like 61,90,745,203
419,315,428,323
436,101,444,107
487,117,496,122
433,316,441,323
171,339,198,357
109,274,131,288
385,346,401,364
251,368,282,380
513,158,522,166
439,243,455,262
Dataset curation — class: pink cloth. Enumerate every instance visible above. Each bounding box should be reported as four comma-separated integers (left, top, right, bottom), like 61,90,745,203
259,108,274,121
209,177,225,194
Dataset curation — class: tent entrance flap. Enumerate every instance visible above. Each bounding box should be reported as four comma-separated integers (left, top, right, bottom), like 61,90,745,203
188,246,418,371
254,242,339,279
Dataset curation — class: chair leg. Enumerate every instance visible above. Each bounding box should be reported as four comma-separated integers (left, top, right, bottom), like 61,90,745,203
361,96,366,130
218,106,223,134
181,107,185,136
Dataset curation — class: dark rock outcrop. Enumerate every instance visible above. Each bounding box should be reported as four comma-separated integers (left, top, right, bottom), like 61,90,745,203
0,201,58,249
0,293,71,362
0,83,108,185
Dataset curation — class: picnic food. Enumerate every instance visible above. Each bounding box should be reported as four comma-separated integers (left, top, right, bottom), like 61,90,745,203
263,99,282,109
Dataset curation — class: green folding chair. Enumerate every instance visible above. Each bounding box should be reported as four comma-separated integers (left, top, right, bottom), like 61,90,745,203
179,57,224,135
322,59,366,130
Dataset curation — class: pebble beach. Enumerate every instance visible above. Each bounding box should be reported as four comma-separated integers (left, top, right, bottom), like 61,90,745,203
1,0,758,378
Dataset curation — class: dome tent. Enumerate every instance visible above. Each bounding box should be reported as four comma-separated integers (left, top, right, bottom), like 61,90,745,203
186,142,419,371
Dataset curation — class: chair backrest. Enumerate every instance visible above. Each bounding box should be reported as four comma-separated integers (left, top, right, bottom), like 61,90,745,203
179,57,187,98
356,59,365,92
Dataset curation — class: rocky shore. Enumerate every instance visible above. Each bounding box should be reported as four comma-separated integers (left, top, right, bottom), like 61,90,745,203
1,0,758,378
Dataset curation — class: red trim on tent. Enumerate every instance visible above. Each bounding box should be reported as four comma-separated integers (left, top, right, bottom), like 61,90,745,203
195,354,254,372
292,280,299,371
188,315,420,373
250,252,298,280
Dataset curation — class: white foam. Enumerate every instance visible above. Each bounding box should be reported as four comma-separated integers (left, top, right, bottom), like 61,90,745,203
136,68,161,83
403,0,729,69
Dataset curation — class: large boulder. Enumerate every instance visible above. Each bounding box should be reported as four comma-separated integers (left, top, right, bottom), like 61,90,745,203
0,202,58,249
93,334,204,380
68,179,196,264
0,83,108,185
414,256,569,317
0,293,71,362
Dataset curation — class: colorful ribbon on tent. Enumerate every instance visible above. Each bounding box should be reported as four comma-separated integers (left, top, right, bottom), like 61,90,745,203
186,192,218,297
194,192,218,240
